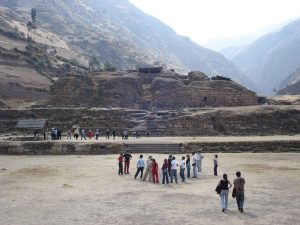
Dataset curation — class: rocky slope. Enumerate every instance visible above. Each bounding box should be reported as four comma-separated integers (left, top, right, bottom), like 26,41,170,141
225,19,300,94
0,0,255,89
277,68,300,95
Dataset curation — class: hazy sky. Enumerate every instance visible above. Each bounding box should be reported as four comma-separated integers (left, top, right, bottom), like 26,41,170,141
129,0,300,45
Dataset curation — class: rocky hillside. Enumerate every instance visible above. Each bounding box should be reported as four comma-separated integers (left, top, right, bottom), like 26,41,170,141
277,68,300,95
224,19,300,94
0,0,254,89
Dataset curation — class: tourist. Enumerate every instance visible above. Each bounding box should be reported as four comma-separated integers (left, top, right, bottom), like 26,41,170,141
106,129,110,139
112,130,116,140
186,155,191,178
217,174,232,212
151,158,159,183
143,156,152,181
67,129,72,140
81,129,87,140
168,154,173,176
233,171,246,213
147,130,150,137
57,129,61,140
118,153,124,175
192,152,197,178
123,152,132,174
87,130,93,140
122,131,125,140
124,130,128,140
213,155,218,176
161,159,169,184
54,128,58,140
51,128,55,140
74,128,79,140
198,150,204,172
132,131,136,138
134,155,145,179
95,129,100,140
170,156,178,183
180,156,186,182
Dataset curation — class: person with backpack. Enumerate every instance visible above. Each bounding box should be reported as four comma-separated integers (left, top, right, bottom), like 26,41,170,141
123,152,132,174
216,174,232,212
233,171,246,213
151,159,159,183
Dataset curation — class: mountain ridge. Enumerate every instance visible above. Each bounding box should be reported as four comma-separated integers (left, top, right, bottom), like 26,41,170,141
0,0,255,90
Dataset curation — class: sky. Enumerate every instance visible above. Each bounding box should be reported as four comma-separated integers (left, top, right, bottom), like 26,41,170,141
129,0,300,49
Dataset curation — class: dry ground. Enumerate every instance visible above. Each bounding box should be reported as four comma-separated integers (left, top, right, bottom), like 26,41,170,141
0,153,299,225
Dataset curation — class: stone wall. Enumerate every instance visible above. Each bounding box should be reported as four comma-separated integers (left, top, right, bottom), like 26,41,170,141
49,71,258,109
0,105,300,136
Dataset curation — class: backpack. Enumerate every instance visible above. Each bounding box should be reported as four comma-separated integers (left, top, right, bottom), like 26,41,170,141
215,182,221,195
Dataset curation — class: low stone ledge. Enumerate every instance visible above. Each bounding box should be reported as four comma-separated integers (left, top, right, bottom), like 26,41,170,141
0,140,300,155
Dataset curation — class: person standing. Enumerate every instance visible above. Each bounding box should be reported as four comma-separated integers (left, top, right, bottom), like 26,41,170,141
167,155,173,176
112,130,116,140
192,152,197,178
123,152,132,174
118,153,124,175
170,156,178,183
67,129,72,140
196,151,201,172
161,159,169,184
198,150,204,172
87,130,93,140
143,156,153,181
57,129,61,140
233,171,246,213
80,129,87,140
186,155,191,178
213,155,218,176
151,159,159,183
134,155,145,179
106,129,110,139
217,174,232,212
180,156,186,182
74,128,79,140
95,129,100,140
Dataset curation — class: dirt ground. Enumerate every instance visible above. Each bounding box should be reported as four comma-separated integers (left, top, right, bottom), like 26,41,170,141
0,153,299,225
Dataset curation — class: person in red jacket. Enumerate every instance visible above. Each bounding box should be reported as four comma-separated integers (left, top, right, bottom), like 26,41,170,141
152,158,159,183
87,130,93,140
118,153,124,175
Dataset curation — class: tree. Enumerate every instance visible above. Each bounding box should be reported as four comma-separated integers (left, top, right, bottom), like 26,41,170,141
89,55,100,71
103,60,116,72
31,8,37,24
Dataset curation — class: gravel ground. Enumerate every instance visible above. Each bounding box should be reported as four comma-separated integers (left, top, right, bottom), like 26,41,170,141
0,153,299,225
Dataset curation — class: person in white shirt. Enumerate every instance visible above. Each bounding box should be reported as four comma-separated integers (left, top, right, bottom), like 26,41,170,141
198,150,204,172
170,156,178,183
180,156,186,182
134,155,145,179
192,152,197,178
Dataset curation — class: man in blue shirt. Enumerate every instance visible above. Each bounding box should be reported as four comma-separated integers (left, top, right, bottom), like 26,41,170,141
134,155,145,179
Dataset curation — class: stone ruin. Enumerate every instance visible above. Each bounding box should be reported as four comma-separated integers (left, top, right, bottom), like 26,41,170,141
48,70,258,110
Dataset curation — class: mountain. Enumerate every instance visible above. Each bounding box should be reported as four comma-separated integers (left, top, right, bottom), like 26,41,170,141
0,0,255,90
227,18,300,94
277,68,300,95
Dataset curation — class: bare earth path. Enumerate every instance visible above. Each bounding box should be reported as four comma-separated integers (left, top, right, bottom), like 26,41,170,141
0,153,299,225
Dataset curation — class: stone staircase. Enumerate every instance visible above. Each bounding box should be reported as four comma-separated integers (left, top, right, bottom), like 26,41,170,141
124,143,182,154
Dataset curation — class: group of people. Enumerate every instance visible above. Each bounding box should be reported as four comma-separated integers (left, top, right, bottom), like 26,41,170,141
117,151,245,213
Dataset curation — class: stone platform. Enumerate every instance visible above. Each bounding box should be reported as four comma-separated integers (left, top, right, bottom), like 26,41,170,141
0,135,299,155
